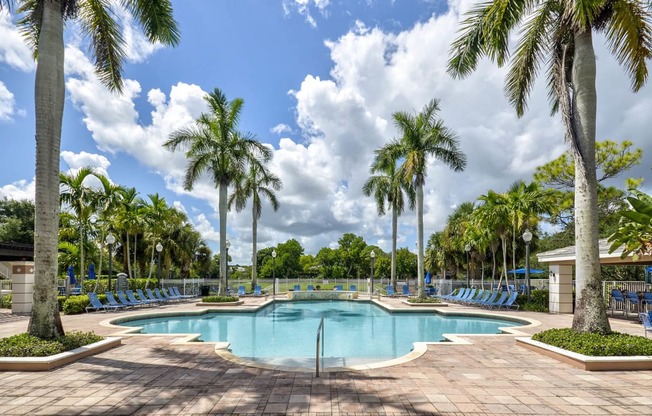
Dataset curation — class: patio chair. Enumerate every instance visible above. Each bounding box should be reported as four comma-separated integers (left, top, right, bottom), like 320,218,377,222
238,286,246,296
499,292,520,310
349,284,357,291
159,288,180,302
464,289,485,305
148,288,169,303
334,285,343,291
469,290,492,306
163,288,183,301
86,292,121,313
385,285,395,296
105,292,130,309
610,289,627,317
642,292,652,312
640,313,652,338
293,284,301,291
171,287,193,299
126,290,156,306
402,285,412,296
307,285,315,291
253,285,262,296
455,288,476,303
484,291,509,309
625,291,642,315
425,287,437,297
116,291,141,307
138,289,160,304
476,291,499,307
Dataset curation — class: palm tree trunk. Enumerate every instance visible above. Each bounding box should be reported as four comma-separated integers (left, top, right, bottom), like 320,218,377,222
570,30,610,334
498,235,508,289
251,205,258,289
511,224,516,291
126,232,132,278
145,240,156,288
79,224,84,292
133,234,138,278
416,181,425,298
219,182,228,295
491,245,497,289
28,0,65,339
391,207,398,291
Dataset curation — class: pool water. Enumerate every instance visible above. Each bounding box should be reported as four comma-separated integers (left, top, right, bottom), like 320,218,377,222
122,301,520,366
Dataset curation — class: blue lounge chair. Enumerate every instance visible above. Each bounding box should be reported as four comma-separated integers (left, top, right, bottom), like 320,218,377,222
253,285,262,296
126,289,156,306
116,291,141,307
610,289,627,317
349,284,357,291
238,286,246,296
386,285,395,296
402,285,412,296
455,288,476,303
500,292,520,309
86,292,121,313
642,292,652,311
626,291,642,316
293,284,301,291
138,288,160,304
163,288,182,301
148,288,169,303
171,287,193,299
159,288,179,302
469,290,492,305
425,287,437,297
105,292,130,309
307,285,315,291
485,291,509,309
334,285,343,291
640,313,652,338
464,289,484,305
477,291,499,307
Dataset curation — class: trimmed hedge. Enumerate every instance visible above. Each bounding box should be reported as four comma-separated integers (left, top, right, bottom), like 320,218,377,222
202,295,239,303
0,331,104,357
1,294,10,309
516,289,549,312
532,328,652,356
63,295,90,315
407,297,441,304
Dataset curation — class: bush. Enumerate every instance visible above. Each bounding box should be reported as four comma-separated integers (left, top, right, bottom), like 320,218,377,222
407,297,441,304
82,277,159,294
202,295,239,303
62,295,90,315
1,294,11,309
517,289,549,312
0,331,103,357
532,328,652,356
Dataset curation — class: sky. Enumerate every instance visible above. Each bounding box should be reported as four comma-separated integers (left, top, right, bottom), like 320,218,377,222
0,0,651,265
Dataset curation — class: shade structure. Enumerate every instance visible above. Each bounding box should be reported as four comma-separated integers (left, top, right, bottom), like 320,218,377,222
507,268,545,274
425,271,432,285
67,265,76,285
88,264,96,280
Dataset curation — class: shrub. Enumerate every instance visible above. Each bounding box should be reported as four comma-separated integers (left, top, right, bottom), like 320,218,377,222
62,295,90,315
0,331,103,357
407,297,441,304
202,295,239,303
517,289,549,312
532,328,652,356
1,294,11,309
57,295,67,311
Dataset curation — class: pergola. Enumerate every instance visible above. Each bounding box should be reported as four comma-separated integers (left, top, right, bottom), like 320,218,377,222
537,238,652,313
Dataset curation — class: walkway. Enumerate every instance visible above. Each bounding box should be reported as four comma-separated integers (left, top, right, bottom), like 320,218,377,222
0,297,649,415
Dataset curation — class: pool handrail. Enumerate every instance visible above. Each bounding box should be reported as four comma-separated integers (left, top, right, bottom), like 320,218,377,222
316,316,325,377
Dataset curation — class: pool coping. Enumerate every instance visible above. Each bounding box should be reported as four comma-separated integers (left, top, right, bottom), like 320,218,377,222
102,299,540,372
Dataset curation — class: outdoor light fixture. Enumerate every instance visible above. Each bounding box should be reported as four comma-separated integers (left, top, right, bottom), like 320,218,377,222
370,250,376,298
272,249,277,298
156,242,163,287
105,231,116,291
465,244,471,288
523,229,533,299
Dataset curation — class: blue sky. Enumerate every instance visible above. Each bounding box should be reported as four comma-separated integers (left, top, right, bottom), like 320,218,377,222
0,0,651,264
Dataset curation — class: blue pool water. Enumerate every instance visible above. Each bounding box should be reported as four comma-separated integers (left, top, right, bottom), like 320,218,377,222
122,301,520,366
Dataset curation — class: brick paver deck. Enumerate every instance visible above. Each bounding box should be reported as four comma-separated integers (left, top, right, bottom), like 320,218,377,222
0,296,648,415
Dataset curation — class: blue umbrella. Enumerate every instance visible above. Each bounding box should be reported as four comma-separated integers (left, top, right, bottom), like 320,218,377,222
425,271,432,285
88,264,96,280
507,268,545,274
67,265,76,285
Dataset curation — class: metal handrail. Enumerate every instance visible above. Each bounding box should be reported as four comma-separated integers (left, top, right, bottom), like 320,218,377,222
316,316,324,377
0,263,9,279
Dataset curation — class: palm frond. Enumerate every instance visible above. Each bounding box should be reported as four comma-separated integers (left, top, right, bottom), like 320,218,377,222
17,0,41,59
121,0,180,46
447,2,491,78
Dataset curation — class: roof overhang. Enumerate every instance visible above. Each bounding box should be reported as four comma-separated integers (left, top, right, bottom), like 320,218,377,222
537,238,652,266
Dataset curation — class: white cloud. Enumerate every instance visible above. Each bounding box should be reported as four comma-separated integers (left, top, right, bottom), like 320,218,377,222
0,178,35,201
271,123,292,135
0,11,34,72
0,82,16,121
283,0,331,27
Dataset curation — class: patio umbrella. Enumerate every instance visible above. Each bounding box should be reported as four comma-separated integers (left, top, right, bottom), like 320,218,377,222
88,264,96,280
425,271,432,285
67,265,76,285
507,268,545,274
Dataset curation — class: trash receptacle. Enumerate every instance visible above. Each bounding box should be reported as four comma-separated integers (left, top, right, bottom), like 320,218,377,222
200,285,210,296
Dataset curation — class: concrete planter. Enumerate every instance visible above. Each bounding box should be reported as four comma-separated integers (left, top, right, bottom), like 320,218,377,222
196,300,244,307
0,337,122,371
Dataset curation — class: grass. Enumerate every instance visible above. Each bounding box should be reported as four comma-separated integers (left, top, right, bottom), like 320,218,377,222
532,328,652,356
0,331,104,357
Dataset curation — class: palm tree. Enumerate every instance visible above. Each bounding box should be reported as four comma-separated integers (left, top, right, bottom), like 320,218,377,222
474,190,511,291
363,151,415,292
90,175,124,290
448,0,652,333
59,167,100,292
0,0,180,339
142,193,170,287
228,162,282,290
383,99,466,298
164,88,272,295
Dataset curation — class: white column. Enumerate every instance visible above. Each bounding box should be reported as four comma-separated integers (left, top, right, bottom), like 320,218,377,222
11,262,35,315
548,264,573,314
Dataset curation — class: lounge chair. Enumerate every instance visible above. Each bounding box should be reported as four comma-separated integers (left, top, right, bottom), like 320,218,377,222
477,291,499,307
116,291,141,307
500,292,520,309
253,285,262,296
86,292,121,313
293,284,301,291
425,287,437,297
484,291,509,309
439,288,464,301
625,291,642,316
171,286,193,299
455,288,476,303
163,288,182,301
463,289,484,305
126,289,156,306
158,288,179,302
469,290,492,305
334,285,343,291
401,285,412,296
349,284,357,291
610,289,627,317
385,285,395,296
642,292,652,311
105,292,130,309
238,286,246,296
138,288,160,304
640,313,652,338
148,288,169,303
307,285,315,291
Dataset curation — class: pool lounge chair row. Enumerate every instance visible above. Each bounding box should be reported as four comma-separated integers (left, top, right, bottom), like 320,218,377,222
86,287,193,313
237,285,263,296
437,288,519,310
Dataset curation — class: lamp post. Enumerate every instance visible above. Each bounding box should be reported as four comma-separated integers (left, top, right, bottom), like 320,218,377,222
272,250,277,298
156,242,163,288
225,239,231,289
523,229,533,300
465,244,471,288
105,230,115,292
370,250,376,298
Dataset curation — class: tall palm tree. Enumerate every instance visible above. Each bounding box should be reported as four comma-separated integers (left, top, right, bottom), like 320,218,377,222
90,175,124,289
383,99,466,298
363,151,415,292
0,0,180,339
228,162,282,290
448,0,651,333
474,190,511,290
164,88,272,295
59,167,99,292
142,193,170,287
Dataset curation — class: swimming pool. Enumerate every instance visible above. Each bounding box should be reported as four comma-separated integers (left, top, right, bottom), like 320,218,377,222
121,300,522,367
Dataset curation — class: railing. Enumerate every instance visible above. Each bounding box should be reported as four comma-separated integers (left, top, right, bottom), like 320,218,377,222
316,316,325,377
0,263,9,279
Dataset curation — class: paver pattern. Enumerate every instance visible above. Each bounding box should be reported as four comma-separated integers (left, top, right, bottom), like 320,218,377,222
0,296,649,415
